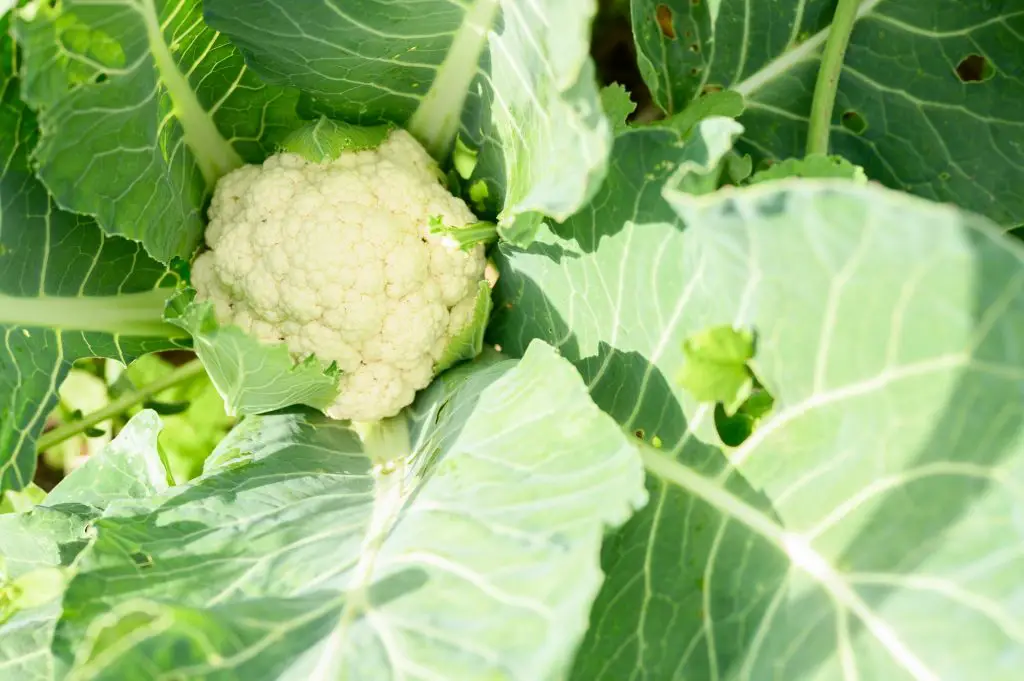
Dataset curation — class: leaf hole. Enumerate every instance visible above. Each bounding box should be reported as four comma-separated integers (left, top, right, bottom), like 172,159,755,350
689,43,700,53
840,110,868,135
95,73,108,84
634,429,645,439
955,54,995,83
655,4,677,40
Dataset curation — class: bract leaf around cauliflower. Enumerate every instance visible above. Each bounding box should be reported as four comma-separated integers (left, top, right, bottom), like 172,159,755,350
182,118,489,422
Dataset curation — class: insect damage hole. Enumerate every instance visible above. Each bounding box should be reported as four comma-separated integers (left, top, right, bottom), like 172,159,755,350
955,54,995,83
656,4,677,40
841,110,868,135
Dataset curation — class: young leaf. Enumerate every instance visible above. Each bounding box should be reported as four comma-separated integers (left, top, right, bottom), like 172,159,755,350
656,89,745,138
630,0,1024,227
204,0,613,247
50,341,647,679
600,83,637,133
12,0,303,262
280,117,394,162
491,171,1024,678
749,154,867,184
0,21,186,494
165,290,341,417
677,324,756,414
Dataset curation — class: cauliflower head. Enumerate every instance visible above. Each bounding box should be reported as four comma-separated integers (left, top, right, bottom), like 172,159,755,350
191,128,486,422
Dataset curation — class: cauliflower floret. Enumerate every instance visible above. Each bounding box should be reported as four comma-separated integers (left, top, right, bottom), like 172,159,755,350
192,128,486,422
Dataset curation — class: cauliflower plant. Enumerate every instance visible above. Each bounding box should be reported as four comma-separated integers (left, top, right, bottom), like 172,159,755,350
191,126,487,422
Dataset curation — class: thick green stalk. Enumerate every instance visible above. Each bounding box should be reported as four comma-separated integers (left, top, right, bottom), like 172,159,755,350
36,359,206,452
805,0,862,155
142,0,242,185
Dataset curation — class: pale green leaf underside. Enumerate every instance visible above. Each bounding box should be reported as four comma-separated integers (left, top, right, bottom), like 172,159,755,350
0,412,169,681
491,153,1024,676
204,0,612,242
13,0,302,262
51,341,647,680
434,280,493,373
632,0,1024,226
0,22,183,495
166,294,340,417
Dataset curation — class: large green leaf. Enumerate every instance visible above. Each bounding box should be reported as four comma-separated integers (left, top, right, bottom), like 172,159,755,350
203,0,612,244
0,411,169,681
51,341,647,680
12,0,303,262
630,0,1024,226
490,148,1024,675
0,20,186,494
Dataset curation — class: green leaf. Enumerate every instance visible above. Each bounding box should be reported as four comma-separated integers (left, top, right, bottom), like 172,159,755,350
123,354,233,483
12,0,303,262
0,411,170,680
280,117,394,163
656,89,745,138
749,154,867,184
0,21,185,495
491,171,1024,678
204,0,613,246
600,83,637,133
45,410,170,507
165,291,341,417
0,483,45,514
434,281,493,374
51,341,647,679
452,134,479,180
713,389,776,447
678,324,756,413
630,0,1024,227
664,116,744,196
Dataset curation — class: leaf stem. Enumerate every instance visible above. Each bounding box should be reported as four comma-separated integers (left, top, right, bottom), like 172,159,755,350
805,0,861,156
36,358,206,453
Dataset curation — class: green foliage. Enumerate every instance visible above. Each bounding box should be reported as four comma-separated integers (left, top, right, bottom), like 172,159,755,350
600,83,637,132
749,154,867,184
280,117,394,162
4,343,646,679
12,0,302,261
677,324,757,413
657,89,745,138
490,169,1024,678
630,0,1024,227
1,1,1022,678
0,411,170,679
0,19,185,493
121,355,234,482
205,0,613,248
434,281,494,374
165,290,341,417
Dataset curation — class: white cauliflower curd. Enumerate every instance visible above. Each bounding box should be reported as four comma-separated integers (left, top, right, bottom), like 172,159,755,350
191,127,486,422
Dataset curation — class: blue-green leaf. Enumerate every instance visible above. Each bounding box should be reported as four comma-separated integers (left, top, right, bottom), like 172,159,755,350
51,342,647,679
0,19,185,494
631,0,1024,226
12,0,303,261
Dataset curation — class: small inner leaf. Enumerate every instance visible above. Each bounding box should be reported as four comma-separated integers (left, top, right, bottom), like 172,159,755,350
281,117,394,162
678,325,756,413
